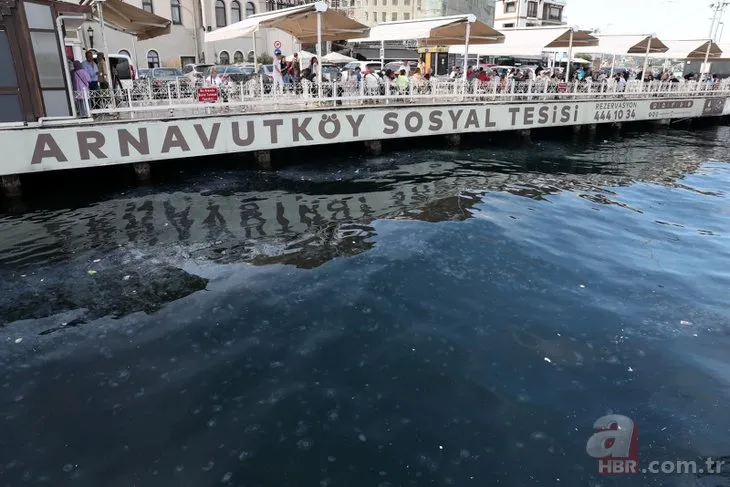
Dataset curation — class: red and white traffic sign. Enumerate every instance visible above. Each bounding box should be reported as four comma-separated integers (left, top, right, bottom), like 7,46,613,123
273,40,282,49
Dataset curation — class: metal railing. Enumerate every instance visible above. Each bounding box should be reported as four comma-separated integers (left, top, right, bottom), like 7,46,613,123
73,77,730,121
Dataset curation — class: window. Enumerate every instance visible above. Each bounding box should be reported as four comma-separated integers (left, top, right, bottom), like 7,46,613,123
219,51,230,64
504,1,516,13
246,1,255,15
392,0,397,4
391,12,397,20
372,11,376,20
365,0,368,4
234,50,244,63
171,0,182,24
526,1,537,17
266,0,298,11
404,0,409,4
382,0,386,4
403,12,409,19
502,22,514,28
247,50,255,61
231,0,242,21
365,11,368,20
546,5,562,20
381,11,386,21
216,0,227,27
118,49,131,57
142,0,153,13
146,49,160,68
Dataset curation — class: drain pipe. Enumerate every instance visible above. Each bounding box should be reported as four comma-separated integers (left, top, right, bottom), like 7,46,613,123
39,14,92,124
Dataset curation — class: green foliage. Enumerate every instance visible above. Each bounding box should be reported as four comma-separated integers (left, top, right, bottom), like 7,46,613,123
257,53,273,65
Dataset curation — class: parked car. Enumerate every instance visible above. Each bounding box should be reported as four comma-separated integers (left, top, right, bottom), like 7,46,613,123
92,52,136,89
148,67,192,98
321,63,341,82
341,61,382,81
137,68,150,79
384,61,418,73
212,65,256,84
182,63,214,81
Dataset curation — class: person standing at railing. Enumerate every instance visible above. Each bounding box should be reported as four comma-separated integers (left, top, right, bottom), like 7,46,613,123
72,60,91,117
272,49,285,95
82,50,99,108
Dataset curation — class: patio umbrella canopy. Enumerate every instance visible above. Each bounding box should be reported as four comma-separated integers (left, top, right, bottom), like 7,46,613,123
79,0,171,40
571,35,669,55
205,1,369,43
652,40,723,59
449,27,598,56
349,14,504,45
322,51,358,63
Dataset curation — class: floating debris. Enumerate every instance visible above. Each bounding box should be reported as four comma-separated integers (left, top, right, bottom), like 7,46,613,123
87,270,97,276
14,337,22,344
93,259,101,263
544,357,552,364
680,320,692,326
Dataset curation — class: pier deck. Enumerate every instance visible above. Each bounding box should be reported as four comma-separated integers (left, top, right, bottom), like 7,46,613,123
1,79,729,184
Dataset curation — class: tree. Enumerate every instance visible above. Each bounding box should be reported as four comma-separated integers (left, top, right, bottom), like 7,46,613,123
257,53,273,65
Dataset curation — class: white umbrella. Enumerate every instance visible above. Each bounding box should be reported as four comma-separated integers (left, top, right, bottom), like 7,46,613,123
322,51,358,63
572,57,592,64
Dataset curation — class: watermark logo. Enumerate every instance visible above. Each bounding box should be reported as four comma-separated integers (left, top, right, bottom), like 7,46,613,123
586,414,727,476
586,414,639,474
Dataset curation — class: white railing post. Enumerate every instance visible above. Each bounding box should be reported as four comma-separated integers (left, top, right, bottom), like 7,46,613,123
167,84,173,105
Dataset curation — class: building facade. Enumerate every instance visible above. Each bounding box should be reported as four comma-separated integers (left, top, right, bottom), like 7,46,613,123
349,0,495,27
494,0,565,29
71,0,299,70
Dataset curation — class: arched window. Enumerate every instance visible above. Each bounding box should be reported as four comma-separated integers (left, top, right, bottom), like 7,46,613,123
233,50,244,63
219,50,230,65
231,0,242,22
246,50,255,62
146,49,160,68
171,0,182,24
215,0,227,27
118,49,131,57
246,1,256,15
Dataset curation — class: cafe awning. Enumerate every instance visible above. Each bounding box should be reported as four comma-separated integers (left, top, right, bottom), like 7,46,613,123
205,1,369,43
449,26,598,56
570,34,669,55
79,0,171,40
349,14,504,45
652,40,723,59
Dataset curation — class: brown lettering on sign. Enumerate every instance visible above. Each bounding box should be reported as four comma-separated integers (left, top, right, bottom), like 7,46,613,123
484,108,496,128
523,107,535,125
194,123,221,149
318,114,341,139
345,114,365,137
428,110,443,131
161,126,191,153
537,106,549,124
292,117,313,141
560,106,571,123
77,131,107,160
263,119,284,143
404,111,423,132
383,112,398,135
464,109,479,129
118,128,150,157
31,133,67,164
447,109,463,130
232,121,254,146
508,107,520,125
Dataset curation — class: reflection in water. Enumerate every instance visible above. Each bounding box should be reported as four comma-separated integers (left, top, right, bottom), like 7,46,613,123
0,126,730,486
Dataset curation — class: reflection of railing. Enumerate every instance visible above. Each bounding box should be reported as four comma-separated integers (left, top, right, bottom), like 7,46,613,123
74,77,730,121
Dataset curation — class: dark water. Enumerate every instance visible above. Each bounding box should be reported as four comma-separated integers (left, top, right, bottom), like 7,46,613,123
2,126,730,487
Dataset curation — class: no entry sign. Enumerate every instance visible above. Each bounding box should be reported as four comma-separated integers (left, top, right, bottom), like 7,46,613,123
273,40,282,49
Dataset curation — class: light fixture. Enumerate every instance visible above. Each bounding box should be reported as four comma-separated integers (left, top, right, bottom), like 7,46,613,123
87,26,94,49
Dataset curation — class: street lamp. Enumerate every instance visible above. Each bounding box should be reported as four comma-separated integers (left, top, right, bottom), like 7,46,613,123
87,26,94,49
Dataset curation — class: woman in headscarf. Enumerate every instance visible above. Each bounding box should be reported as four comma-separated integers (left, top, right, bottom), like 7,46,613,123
72,60,91,117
